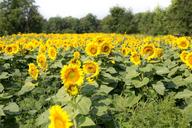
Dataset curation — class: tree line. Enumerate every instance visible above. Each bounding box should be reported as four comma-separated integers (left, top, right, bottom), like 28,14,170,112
0,0,192,36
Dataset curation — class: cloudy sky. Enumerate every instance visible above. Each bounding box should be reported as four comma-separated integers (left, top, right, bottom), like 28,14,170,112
35,0,171,19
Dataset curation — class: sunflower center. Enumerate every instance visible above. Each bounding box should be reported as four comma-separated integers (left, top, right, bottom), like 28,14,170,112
87,65,96,73
180,42,187,47
90,47,97,54
7,47,12,52
66,69,80,83
103,45,109,52
143,46,154,56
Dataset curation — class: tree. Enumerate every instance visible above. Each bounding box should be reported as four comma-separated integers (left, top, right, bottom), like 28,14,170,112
166,0,192,35
0,0,44,35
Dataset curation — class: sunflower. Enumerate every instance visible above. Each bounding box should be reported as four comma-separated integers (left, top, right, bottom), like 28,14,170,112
36,53,47,71
121,47,130,56
73,51,80,59
48,46,57,61
130,52,141,65
177,37,189,49
28,63,39,80
83,60,100,77
185,52,192,68
154,48,163,58
140,44,156,60
100,42,112,55
69,58,81,67
66,84,79,96
5,44,14,55
85,43,99,56
60,64,84,88
180,51,188,63
48,105,73,128
39,44,47,54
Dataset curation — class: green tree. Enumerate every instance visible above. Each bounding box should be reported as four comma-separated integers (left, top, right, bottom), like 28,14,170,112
0,0,44,35
167,0,192,35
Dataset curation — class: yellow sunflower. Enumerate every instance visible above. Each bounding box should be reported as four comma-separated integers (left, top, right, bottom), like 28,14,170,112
48,46,57,61
39,44,47,54
100,42,112,55
180,51,188,63
154,48,163,58
36,53,48,71
5,44,15,55
140,44,156,60
48,105,73,128
66,84,79,96
121,47,130,56
28,63,39,80
83,60,100,77
85,43,99,56
69,58,81,67
185,52,192,69
177,37,189,49
60,64,84,88
73,51,80,59
130,52,141,65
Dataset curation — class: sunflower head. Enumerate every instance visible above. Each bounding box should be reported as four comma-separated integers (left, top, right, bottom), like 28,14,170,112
130,52,141,65
180,51,188,63
177,37,189,49
73,51,80,59
36,53,48,71
48,105,73,128
5,44,14,55
85,43,99,56
48,46,57,61
28,63,39,80
60,64,84,88
100,42,112,55
185,52,192,69
121,47,130,56
66,84,79,96
140,44,156,60
83,60,100,77
69,58,81,67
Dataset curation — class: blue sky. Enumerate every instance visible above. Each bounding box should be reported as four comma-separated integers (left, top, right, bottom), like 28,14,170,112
35,0,171,19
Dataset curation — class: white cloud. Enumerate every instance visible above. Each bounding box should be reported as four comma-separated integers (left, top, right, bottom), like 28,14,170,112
35,0,171,19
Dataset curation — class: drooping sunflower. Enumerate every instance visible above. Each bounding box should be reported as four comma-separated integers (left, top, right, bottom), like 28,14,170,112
100,42,112,55
185,52,192,68
66,84,79,96
48,105,73,128
85,43,99,56
28,63,39,80
48,46,57,61
177,37,189,49
140,44,156,60
130,52,141,65
180,51,188,63
36,53,47,71
83,60,100,77
60,64,84,88
73,51,80,59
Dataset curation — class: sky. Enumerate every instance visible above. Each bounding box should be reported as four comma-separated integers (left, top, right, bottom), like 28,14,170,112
35,0,171,19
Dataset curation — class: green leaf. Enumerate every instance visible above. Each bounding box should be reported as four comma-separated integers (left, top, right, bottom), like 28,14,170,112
106,67,117,74
152,81,165,95
175,89,192,99
132,77,149,88
50,60,63,68
155,66,169,75
0,83,4,92
126,66,140,79
17,81,37,96
3,102,19,113
77,96,91,115
52,86,71,106
172,76,185,88
0,105,5,116
98,85,113,94
79,117,95,127
139,64,153,72
0,72,9,79
36,110,49,126
96,106,108,116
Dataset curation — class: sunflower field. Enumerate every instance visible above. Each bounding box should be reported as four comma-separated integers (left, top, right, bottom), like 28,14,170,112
0,33,192,128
